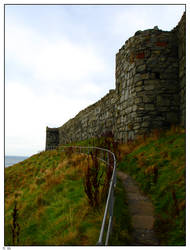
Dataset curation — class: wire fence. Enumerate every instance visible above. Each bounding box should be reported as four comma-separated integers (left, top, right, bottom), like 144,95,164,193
47,145,117,246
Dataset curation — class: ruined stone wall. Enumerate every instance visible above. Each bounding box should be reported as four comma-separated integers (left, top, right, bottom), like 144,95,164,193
45,127,59,150
174,12,186,127
46,12,186,149
115,27,179,141
58,89,117,145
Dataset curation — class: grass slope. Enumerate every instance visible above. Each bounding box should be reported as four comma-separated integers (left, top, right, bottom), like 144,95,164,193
118,127,186,245
5,127,186,246
5,150,105,246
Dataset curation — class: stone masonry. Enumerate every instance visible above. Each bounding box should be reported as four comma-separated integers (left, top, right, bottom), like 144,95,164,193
46,12,186,150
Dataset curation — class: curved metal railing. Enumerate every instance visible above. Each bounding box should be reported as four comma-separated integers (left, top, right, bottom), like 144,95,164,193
47,145,117,246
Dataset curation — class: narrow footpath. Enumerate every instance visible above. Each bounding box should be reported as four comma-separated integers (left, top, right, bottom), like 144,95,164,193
117,170,159,246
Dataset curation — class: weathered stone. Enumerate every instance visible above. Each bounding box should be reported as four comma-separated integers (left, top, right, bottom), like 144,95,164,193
144,79,159,85
133,105,138,112
135,80,143,86
157,96,170,106
144,85,155,91
136,86,143,92
46,12,186,148
142,121,150,128
134,123,141,130
145,104,155,111
166,112,179,123
136,64,146,73
152,120,163,127
135,97,142,104
134,74,142,83
143,95,154,103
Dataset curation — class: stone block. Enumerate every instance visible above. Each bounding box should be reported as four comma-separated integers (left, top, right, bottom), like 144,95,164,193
143,95,154,103
131,112,136,118
135,97,142,104
135,117,143,122
126,106,132,113
145,104,155,111
120,94,125,103
144,79,159,85
134,73,149,83
166,112,179,123
142,121,150,128
128,131,135,140
125,90,129,100
157,96,170,106
134,123,141,130
152,120,163,127
156,41,167,47
136,52,145,59
135,80,143,86
136,86,143,92
158,106,170,112
144,85,155,91
133,105,138,111
136,64,146,73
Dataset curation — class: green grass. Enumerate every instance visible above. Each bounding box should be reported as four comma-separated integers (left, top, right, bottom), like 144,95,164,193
5,150,105,246
5,127,186,246
118,127,186,245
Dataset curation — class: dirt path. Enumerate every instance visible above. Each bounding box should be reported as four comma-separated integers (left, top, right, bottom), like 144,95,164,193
117,170,159,246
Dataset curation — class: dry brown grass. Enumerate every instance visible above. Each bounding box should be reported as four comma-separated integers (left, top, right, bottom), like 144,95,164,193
56,159,69,170
5,195,15,211
62,229,78,245
45,174,63,189
35,205,45,220
29,183,38,193
118,126,185,161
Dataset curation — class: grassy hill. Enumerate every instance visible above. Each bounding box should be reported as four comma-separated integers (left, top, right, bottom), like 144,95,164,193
5,126,186,246
5,150,107,246
117,126,186,245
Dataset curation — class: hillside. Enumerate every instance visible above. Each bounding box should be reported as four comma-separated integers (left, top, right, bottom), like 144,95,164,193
5,126,186,246
117,126,186,245
5,150,107,246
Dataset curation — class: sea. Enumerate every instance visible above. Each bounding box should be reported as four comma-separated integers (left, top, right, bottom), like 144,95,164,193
5,156,28,168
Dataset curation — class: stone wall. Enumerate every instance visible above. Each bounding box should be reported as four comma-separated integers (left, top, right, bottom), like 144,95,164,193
46,12,186,150
45,127,59,150
115,27,179,141
59,89,118,145
173,12,186,127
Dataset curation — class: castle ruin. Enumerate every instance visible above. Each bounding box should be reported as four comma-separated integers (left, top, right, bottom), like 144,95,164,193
46,12,186,150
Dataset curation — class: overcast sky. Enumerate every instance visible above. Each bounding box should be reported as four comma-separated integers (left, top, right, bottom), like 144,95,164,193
5,4,185,156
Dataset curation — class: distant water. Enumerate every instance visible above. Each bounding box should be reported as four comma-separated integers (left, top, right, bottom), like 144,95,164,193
5,156,28,168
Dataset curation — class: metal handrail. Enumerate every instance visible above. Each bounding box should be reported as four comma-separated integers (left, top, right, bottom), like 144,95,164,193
47,145,117,246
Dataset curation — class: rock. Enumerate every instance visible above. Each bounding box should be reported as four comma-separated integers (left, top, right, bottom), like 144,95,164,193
135,30,142,36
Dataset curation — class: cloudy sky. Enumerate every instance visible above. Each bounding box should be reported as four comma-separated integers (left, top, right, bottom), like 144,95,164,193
5,4,185,156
